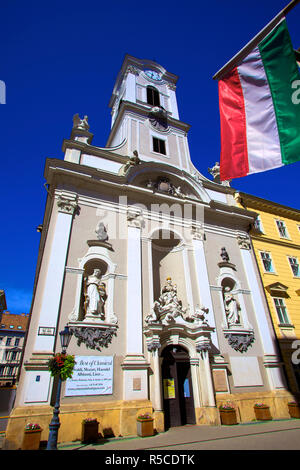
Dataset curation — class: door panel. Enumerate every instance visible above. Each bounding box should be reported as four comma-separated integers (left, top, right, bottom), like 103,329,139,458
161,346,196,428
162,361,181,427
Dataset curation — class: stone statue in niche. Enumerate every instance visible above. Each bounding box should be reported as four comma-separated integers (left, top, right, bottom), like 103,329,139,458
223,286,241,326
84,269,107,319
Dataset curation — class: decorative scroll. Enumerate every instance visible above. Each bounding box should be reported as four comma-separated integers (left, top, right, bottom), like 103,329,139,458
224,331,255,353
69,325,118,352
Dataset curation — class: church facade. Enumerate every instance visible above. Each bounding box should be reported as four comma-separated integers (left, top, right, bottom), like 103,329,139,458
5,55,294,448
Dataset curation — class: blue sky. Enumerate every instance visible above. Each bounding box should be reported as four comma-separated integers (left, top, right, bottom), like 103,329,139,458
1,0,299,315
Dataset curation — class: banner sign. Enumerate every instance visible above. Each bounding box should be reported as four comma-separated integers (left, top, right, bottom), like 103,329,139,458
163,378,175,399
65,356,113,396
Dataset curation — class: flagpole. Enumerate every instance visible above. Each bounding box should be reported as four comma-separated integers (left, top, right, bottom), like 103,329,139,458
213,0,300,80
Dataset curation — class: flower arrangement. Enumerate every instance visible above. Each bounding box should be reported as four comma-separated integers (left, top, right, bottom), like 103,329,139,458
82,418,98,424
288,401,298,405
254,402,268,408
137,413,152,420
25,423,42,431
47,353,76,381
219,402,235,411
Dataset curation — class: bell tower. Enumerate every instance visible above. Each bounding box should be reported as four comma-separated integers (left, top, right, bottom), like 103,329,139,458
106,55,193,172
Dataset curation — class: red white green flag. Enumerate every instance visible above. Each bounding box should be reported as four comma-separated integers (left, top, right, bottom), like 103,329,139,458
218,18,300,181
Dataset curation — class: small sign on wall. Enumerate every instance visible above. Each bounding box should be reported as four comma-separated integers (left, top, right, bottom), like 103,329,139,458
133,377,141,391
38,327,55,336
163,378,175,399
212,369,229,393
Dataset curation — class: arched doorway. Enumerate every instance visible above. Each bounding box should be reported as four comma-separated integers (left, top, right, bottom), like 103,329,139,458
161,345,196,428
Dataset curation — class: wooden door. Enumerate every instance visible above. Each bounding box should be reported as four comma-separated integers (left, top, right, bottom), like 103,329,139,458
161,345,196,428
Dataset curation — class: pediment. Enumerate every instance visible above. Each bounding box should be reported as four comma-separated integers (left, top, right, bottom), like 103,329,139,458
125,162,210,203
266,282,289,297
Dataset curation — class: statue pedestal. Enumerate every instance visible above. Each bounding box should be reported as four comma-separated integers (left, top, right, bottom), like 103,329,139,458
83,314,105,323
68,321,118,352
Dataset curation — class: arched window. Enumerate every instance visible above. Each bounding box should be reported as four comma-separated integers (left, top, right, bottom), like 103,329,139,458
147,86,160,106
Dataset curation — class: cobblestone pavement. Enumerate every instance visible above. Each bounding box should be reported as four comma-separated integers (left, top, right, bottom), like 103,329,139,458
56,419,300,451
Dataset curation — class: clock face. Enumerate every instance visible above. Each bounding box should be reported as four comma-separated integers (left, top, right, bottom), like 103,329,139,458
145,70,162,81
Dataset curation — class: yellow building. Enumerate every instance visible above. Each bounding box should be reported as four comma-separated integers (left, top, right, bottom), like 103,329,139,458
235,192,300,394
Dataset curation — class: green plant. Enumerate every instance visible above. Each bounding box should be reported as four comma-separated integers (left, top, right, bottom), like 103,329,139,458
48,353,76,381
137,413,152,420
254,402,268,408
82,418,98,424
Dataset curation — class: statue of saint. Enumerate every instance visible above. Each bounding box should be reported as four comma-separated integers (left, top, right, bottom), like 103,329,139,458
85,269,107,318
223,287,240,326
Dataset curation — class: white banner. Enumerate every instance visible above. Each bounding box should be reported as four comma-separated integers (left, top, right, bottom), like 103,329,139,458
65,356,113,396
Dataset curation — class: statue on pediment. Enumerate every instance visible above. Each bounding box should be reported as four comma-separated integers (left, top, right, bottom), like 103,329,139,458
73,113,90,130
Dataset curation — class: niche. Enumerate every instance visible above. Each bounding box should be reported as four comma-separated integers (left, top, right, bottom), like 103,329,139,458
151,229,187,307
79,259,108,321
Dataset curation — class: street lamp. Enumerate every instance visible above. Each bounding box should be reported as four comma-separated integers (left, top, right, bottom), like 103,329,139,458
59,326,72,353
46,326,72,450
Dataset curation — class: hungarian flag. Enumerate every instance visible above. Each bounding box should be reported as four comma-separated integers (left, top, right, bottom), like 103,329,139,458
219,19,300,181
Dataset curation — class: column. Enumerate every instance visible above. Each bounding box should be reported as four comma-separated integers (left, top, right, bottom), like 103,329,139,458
22,193,77,405
34,193,78,351
238,236,286,389
198,348,216,407
122,210,149,400
190,358,201,409
151,346,163,412
124,66,138,103
147,238,154,309
191,229,219,350
182,247,194,314
126,213,143,355
167,83,179,120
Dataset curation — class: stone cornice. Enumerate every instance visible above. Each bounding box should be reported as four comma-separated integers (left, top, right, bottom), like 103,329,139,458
44,160,257,225
62,139,128,164
208,200,258,223
235,191,300,220
202,178,234,194
106,100,191,147
251,234,300,250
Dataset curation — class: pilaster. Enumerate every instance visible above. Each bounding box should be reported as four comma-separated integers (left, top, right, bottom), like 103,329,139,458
238,237,286,389
34,192,78,352
191,227,219,350
122,209,149,400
